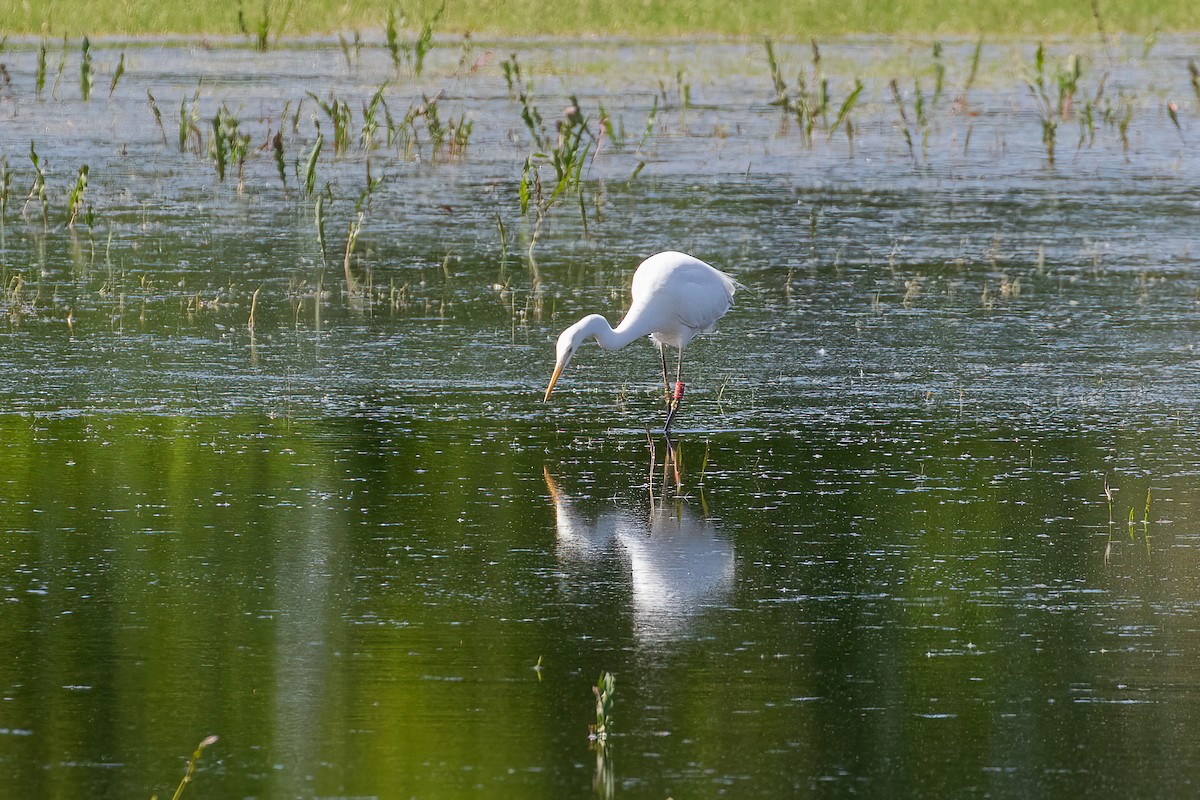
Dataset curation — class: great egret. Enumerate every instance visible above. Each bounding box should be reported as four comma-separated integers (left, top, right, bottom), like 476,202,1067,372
544,467,734,640
542,251,738,432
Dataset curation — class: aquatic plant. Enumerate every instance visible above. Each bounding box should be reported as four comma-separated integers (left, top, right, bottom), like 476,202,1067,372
338,31,362,70
598,102,625,149
357,159,384,210
518,91,546,151
958,37,983,113
589,671,615,745
179,91,202,154
304,133,323,197
1091,89,1136,154
766,38,819,143
146,91,168,144
66,165,89,227
272,130,286,187
675,68,691,118
51,35,67,99
209,105,251,189
308,91,352,154
931,41,946,107
829,78,864,143
108,52,125,98
1166,100,1182,137
1077,89,1098,147
314,194,327,267
454,32,476,76
810,39,830,128
343,212,363,294
1056,53,1082,117
1026,44,1058,165
517,93,594,254
1103,474,1114,526
385,7,407,72
210,116,228,182
765,38,787,106
255,3,271,51
637,95,658,152
24,141,48,227
502,54,554,155
289,96,304,133
384,100,411,153
1189,59,1200,104
448,112,473,158
889,79,916,160
382,3,443,76
237,0,274,51
414,1,445,77
79,36,93,101
247,286,261,331
151,734,218,800
35,41,47,98
766,38,860,146
0,157,10,222
384,91,451,161
361,83,388,150
950,37,979,153
518,156,534,216
547,97,592,198
501,52,522,98
423,93,447,155
593,733,614,800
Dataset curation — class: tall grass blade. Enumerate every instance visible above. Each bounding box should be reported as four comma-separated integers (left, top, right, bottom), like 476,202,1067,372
414,1,445,77
315,194,327,267
304,133,324,196
829,78,863,139
108,52,125,98
273,131,286,187
35,41,46,98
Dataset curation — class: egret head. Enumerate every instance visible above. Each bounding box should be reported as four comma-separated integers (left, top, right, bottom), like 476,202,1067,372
544,316,605,402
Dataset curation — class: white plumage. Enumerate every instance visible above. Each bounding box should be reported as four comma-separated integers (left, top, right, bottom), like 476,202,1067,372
543,251,738,431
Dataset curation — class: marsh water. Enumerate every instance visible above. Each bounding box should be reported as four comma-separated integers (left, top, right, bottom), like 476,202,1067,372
1,34,1200,798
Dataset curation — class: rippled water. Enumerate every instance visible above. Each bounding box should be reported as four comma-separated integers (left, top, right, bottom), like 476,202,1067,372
2,34,1200,798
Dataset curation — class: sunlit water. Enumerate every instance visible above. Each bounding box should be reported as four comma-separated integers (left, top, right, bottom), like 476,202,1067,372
2,34,1200,798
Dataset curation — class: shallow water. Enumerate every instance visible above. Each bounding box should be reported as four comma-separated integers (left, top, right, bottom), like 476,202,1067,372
2,34,1200,798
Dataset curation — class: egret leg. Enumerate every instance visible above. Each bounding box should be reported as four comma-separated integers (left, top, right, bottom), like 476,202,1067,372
664,349,685,433
658,344,671,407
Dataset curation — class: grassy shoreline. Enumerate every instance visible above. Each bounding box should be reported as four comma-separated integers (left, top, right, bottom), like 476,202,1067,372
1,0,1193,39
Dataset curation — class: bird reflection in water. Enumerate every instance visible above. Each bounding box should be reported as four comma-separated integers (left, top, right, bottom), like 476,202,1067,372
543,440,735,642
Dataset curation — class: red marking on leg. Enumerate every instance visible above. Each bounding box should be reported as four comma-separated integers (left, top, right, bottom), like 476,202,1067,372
673,382,685,401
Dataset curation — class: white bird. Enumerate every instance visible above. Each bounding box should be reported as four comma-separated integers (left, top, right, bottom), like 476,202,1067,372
544,467,735,641
542,251,738,432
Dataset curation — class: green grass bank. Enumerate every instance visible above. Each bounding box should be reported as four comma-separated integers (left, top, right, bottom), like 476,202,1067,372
1,0,1193,39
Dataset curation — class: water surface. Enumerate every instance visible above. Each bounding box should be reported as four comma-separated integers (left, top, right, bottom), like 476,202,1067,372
1,34,1200,799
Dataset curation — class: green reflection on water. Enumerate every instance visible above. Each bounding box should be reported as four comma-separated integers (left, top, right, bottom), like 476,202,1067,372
2,411,1198,798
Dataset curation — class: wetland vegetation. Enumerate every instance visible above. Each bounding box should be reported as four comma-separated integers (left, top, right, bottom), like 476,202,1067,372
1,5,1200,798
1,0,1196,37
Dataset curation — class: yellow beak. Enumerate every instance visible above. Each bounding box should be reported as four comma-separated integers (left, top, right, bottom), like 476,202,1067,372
544,359,565,402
